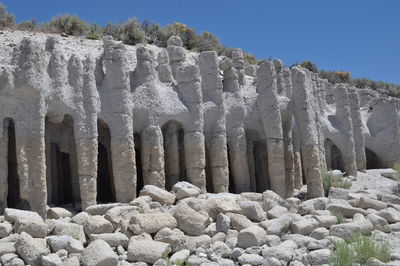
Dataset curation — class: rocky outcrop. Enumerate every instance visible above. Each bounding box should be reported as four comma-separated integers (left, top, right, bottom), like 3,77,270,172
0,31,398,218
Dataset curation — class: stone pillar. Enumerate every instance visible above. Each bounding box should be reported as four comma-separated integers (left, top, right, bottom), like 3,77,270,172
231,49,245,86
292,67,324,198
102,37,136,202
348,88,366,172
283,67,292,98
73,55,99,209
176,65,206,191
334,85,358,177
228,127,251,192
141,125,165,188
15,111,47,217
282,117,295,197
167,36,186,79
199,51,229,193
163,123,180,190
0,121,8,212
274,59,286,95
256,61,286,198
292,122,303,190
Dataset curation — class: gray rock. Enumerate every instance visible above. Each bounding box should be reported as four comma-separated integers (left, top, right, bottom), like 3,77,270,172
237,254,264,265
89,232,129,248
216,213,230,232
127,239,171,264
329,213,373,241
239,201,266,222
172,181,201,200
83,215,114,235
81,239,118,266
237,225,266,248
15,232,50,266
46,235,84,253
309,227,329,240
129,212,177,234
140,185,176,205
207,241,231,261
174,202,209,236
42,253,63,266
0,222,12,238
305,249,331,265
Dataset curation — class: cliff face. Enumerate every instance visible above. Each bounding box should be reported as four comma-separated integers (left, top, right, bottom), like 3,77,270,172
0,30,399,217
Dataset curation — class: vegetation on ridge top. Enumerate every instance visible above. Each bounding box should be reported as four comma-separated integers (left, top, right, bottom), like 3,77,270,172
0,3,399,97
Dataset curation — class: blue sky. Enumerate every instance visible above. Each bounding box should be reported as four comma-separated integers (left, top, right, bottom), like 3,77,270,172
2,0,400,84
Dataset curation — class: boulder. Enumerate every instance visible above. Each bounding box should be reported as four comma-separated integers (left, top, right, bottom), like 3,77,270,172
85,203,123,216
42,253,63,266
239,201,266,222
330,213,373,241
327,200,366,217
237,225,266,248
83,215,114,235
15,218,49,238
267,206,288,219
129,212,177,234
216,213,230,232
358,196,387,210
46,235,84,253
226,213,253,231
367,213,391,232
0,242,16,256
310,227,329,240
0,221,12,238
305,249,331,265
207,241,231,261
47,207,73,219
377,207,400,223
172,181,202,200
104,206,139,225
140,185,176,205
4,208,42,223
174,202,209,236
238,254,264,265
127,239,171,264
262,240,297,261
89,232,129,248
170,249,190,264
290,217,319,235
15,232,50,266
81,239,118,266
265,213,296,236
53,221,86,243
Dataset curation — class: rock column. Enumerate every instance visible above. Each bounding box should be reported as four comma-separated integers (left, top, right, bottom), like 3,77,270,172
176,65,207,191
348,88,366,172
199,51,229,193
141,125,165,188
256,61,286,198
292,67,324,198
102,38,136,202
334,85,358,177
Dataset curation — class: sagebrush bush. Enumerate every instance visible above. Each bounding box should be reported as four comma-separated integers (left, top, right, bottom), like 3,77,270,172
300,61,318,73
120,18,147,45
333,212,345,224
0,3,14,28
49,14,87,35
86,24,102,40
17,19,36,31
193,31,222,53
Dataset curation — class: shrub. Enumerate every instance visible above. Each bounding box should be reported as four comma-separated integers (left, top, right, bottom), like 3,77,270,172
49,14,87,35
17,19,36,31
193,31,222,53
120,18,147,45
322,172,352,196
300,61,318,73
329,235,391,266
329,240,355,266
141,19,162,44
244,52,258,65
0,3,15,28
86,24,102,40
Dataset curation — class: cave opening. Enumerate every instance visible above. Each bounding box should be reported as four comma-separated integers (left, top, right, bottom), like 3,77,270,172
97,120,115,203
6,119,22,209
134,133,144,196
365,148,385,169
50,143,73,205
252,140,270,192
227,144,236,193
325,139,345,172
46,115,79,207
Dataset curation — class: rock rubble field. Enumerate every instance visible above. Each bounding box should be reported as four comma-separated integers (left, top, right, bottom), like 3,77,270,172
1,169,400,266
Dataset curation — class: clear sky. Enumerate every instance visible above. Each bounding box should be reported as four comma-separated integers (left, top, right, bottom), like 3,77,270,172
2,0,400,84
